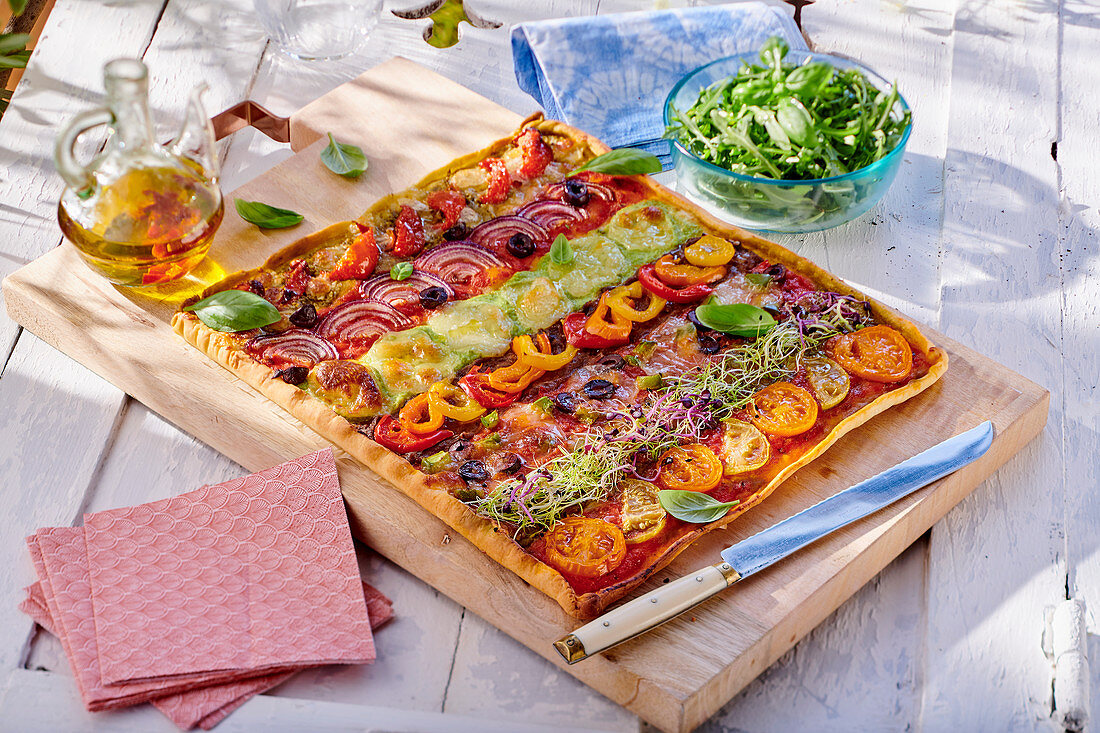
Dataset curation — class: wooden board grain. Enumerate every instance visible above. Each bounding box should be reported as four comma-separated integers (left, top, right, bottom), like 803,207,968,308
1,58,1048,733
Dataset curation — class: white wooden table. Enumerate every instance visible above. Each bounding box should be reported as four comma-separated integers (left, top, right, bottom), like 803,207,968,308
0,0,1095,730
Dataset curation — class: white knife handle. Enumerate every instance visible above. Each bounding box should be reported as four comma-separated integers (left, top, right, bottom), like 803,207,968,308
554,562,740,664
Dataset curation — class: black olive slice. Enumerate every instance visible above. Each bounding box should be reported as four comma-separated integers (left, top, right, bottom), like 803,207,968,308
419,286,450,310
459,460,491,483
288,302,317,328
582,379,616,400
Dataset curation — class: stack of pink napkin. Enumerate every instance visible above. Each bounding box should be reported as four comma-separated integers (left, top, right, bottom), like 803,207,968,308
19,449,393,730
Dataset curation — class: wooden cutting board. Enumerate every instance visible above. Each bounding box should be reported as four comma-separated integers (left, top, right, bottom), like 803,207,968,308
2,58,1048,733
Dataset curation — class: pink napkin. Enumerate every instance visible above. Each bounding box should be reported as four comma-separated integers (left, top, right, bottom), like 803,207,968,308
19,449,392,730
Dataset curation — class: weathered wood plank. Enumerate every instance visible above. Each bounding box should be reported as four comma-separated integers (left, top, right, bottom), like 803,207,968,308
1054,0,1100,719
922,0,1066,727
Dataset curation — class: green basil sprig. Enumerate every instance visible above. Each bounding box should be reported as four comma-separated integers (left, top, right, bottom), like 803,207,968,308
549,233,573,265
234,199,304,229
183,290,281,332
320,133,368,178
390,262,414,280
693,303,776,337
572,148,662,176
744,273,772,288
658,490,740,524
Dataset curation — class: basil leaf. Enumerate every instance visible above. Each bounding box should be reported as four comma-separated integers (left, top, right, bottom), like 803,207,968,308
745,273,772,287
234,199,304,229
693,303,776,336
784,61,834,97
572,148,662,176
549,234,573,265
183,290,281,333
320,133,368,178
390,262,414,280
776,97,818,148
658,490,739,524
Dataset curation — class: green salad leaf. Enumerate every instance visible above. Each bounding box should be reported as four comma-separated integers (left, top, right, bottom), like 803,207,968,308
320,133,368,178
658,490,740,524
183,290,281,332
573,148,662,176
234,199,303,229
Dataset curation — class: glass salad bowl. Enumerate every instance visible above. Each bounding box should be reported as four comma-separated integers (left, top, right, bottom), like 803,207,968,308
663,51,912,233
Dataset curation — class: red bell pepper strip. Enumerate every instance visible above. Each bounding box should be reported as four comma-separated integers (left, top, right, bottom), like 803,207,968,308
330,228,380,280
479,158,511,205
563,311,630,349
374,415,452,453
391,205,426,257
426,190,466,231
460,370,521,409
515,128,552,178
636,264,714,304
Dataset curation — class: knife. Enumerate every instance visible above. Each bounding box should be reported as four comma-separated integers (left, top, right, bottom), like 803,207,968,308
554,420,995,664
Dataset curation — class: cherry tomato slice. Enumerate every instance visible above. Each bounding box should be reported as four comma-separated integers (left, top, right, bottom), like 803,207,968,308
750,382,819,437
828,325,914,383
425,190,466,232
390,205,426,257
720,419,771,475
619,479,667,544
656,443,723,492
330,228,379,281
804,355,851,409
479,157,511,204
543,517,626,578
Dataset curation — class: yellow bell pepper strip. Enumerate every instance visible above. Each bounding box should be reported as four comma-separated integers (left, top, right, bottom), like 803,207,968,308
513,333,579,371
684,234,735,267
428,381,487,422
653,253,725,288
487,363,545,392
605,281,666,323
584,292,633,342
398,392,444,435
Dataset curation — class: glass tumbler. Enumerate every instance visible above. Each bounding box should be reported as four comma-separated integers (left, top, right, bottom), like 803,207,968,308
254,0,382,61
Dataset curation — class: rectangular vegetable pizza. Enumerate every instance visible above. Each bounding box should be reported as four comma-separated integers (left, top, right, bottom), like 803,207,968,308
173,114,947,619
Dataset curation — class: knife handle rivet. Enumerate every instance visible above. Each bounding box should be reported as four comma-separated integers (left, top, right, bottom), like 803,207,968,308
603,621,610,627
650,598,659,604
566,639,575,646
695,576,703,582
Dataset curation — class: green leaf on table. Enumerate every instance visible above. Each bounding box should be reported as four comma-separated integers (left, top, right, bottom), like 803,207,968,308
390,262,414,280
693,303,776,337
234,199,303,229
572,148,662,176
0,33,30,54
320,133,368,178
6,0,27,17
548,233,573,265
658,490,739,524
183,290,281,332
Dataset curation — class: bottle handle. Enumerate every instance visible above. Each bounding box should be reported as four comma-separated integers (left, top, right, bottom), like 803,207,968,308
54,108,114,197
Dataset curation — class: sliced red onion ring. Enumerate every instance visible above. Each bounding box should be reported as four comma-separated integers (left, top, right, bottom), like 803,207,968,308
414,240,510,298
544,179,616,202
468,215,548,256
517,199,589,229
317,299,415,357
358,271,453,308
246,329,338,369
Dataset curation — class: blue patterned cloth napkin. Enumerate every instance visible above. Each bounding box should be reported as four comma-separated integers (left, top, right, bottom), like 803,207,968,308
511,3,805,168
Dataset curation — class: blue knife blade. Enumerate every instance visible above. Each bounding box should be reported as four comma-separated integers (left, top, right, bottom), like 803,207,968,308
721,420,994,577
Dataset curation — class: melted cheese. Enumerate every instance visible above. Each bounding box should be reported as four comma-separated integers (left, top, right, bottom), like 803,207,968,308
428,295,517,360
602,201,702,266
357,326,462,408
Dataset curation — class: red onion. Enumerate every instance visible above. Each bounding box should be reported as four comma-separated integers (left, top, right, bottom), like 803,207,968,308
516,199,588,230
414,240,510,298
317,300,415,357
469,215,548,257
544,180,616,202
246,329,338,369
358,271,453,308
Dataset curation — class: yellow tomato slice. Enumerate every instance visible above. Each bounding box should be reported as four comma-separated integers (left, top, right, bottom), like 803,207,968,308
829,325,913,383
618,479,667,544
543,517,627,578
684,234,735,267
804,356,851,409
656,443,723,492
750,382,819,437
720,419,771,475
